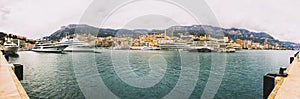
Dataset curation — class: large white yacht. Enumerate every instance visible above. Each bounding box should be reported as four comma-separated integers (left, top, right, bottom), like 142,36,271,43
32,41,68,53
187,40,218,52
159,43,190,50
58,36,95,52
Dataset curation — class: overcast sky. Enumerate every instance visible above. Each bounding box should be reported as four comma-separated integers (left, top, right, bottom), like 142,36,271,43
0,0,299,43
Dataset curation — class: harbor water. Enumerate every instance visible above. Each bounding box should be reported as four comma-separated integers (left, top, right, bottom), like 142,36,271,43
10,50,297,99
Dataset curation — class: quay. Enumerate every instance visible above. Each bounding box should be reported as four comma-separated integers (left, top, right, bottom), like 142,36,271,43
0,52,29,99
265,51,300,99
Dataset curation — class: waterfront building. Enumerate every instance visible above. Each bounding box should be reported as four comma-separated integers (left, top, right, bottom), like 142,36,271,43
23,43,34,50
236,39,243,46
224,37,229,43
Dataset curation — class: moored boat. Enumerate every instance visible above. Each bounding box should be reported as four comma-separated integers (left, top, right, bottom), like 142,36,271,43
32,41,68,53
218,48,236,53
58,36,96,52
130,46,144,50
188,39,218,52
159,43,190,50
142,46,161,50
3,41,19,55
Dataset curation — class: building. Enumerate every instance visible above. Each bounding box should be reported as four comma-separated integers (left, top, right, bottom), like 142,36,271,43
236,39,243,46
224,37,229,43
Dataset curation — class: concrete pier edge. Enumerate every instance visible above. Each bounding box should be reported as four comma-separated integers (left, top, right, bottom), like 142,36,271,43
0,52,29,99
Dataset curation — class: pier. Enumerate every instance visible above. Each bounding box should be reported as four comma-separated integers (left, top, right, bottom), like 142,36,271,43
0,52,28,99
265,52,300,99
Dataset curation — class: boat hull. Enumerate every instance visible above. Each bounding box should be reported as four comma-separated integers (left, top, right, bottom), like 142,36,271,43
188,47,217,52
130,46,144,50
142,47,161,50
64,46,95,52
219,48,236,53
4,46,19,55
188,48,217,52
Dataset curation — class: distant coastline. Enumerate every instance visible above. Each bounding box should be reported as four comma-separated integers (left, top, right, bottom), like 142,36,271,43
1,24,300,51
45,24,300,50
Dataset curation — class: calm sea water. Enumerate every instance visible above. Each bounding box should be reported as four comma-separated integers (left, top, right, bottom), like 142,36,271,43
10,50,297,99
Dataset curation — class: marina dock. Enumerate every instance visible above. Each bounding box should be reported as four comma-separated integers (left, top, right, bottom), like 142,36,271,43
0,52,28,99
267,52,300,98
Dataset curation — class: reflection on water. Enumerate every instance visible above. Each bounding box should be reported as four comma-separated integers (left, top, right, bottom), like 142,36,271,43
10,50,297,99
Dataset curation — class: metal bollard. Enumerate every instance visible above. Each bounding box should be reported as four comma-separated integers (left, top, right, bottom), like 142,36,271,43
263,67,288,99
295,51,300,57
290,57,294,64
279,67,287,75
13,64,23,80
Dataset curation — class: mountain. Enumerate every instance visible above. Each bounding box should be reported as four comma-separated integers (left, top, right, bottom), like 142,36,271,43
46,24,117,40
169,25,280,46
280,41,300,49
46,24,297,48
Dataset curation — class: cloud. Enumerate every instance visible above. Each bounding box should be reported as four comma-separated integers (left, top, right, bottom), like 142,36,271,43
0,0,299,43
0,7,11,20
205,0,300,42
0,0,93,39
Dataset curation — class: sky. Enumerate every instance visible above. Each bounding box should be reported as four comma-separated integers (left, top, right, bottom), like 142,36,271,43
0,0,299,43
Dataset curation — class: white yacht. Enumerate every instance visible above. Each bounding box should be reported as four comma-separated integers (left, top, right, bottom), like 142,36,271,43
58,36,95,52
218,48,236,53
130,46,144,50
142,42,161,50
32,41,68,53
218,42,236,53
3,41,19,54
187,41,218,52
159,43,190,50
142,46,161,50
